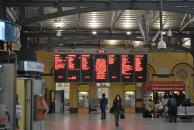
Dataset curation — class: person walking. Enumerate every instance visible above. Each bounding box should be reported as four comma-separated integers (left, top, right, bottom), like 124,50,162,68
168,93,178,122
113,95,122,127
100,93,108,119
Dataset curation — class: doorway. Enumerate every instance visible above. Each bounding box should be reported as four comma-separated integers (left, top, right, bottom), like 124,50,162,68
97,83,110,109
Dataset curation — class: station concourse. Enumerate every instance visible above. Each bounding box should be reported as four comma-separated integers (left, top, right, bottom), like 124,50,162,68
0,0,194,130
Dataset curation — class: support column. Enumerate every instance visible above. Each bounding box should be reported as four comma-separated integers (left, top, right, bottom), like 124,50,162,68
190,34,194,101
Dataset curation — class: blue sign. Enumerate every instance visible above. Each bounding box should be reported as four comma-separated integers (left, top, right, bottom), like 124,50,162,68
0,20,21,44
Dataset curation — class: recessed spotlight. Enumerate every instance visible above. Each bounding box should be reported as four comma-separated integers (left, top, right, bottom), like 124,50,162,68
162,31,166,35
92,31,97,35
126,31,131,35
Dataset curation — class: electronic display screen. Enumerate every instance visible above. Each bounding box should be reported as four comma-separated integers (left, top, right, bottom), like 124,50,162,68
94,55,107,82
134,54,147,82
108,55,120,82
81,54,94,82
121,55,134,82
54,54,67,82
54,54,147,82
67,54,80,82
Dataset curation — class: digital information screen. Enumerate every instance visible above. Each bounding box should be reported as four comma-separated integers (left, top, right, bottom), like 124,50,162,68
54,54,147,82
54,54,67,82
67,54,80,82
81,54,94,82
121,55,134,82
108,55,120,82
134,54,147,82
94,55,107,82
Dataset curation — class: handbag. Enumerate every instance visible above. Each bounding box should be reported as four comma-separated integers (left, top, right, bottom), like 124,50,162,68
110,106,114,113
120,112,125,119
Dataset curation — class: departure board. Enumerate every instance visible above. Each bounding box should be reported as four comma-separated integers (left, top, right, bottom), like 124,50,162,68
134,54,147,82
94,55,107,82
108,55,120,82
67,54,80,82
54,54,67,82
54,54,147,82
121,55,134,82
81,54,94,82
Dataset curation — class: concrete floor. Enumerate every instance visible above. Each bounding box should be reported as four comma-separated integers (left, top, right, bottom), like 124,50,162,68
41,113,194,130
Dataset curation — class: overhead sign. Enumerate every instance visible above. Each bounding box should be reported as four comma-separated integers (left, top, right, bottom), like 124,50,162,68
144,81,185,91
0,20,21,44
54,54,147,82
19,61,44,73
124,85,136,91
78,84,90,91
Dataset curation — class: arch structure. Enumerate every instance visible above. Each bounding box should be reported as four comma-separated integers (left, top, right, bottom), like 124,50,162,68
171,63,193,99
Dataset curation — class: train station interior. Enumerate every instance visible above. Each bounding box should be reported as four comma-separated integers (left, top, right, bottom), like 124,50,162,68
1,0,194,130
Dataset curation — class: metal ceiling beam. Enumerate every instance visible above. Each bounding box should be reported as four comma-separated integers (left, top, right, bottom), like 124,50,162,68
17,1,194,25
5,1,194,9
23,32,143,41
166,44,191,52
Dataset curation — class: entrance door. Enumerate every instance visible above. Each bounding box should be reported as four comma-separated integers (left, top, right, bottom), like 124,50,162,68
97,87,109,109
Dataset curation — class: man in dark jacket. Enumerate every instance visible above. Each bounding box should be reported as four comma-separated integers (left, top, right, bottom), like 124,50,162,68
168,93,178,122
100,93,108,119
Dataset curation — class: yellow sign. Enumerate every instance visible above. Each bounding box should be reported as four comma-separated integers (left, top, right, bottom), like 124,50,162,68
78,84,89,91
124,85,135,91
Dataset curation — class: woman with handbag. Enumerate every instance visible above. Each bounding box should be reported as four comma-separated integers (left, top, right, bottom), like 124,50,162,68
113,95,123,127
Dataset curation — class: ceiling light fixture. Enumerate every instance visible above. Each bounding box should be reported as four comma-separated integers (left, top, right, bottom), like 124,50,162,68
126,31,131,35
157,38,166,49
167,29,173,36
56,30,62,37
92,31,97,35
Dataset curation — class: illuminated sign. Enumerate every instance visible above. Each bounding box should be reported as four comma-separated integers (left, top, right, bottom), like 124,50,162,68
54,54,147,82
81,54,94,82
121,55,134,82
108,55,120,82
134,54,147,82
54,54,67,82
95,55,107,82
67,54,80,82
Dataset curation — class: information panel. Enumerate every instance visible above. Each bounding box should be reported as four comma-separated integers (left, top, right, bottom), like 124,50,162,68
121,55,134,82
108,55,120,82
67,54,80,82
54,54,67,82
134,54,147,82
81,54,94,82
94,55,107,82
54,54,147,82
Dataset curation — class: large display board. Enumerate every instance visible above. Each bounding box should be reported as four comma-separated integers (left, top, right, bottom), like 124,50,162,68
54,54,147,82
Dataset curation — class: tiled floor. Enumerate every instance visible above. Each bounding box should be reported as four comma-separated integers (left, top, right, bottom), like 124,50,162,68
41,112,194,130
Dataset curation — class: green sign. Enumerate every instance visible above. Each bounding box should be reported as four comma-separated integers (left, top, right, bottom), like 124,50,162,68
124,85,135,91
78,84,89,91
